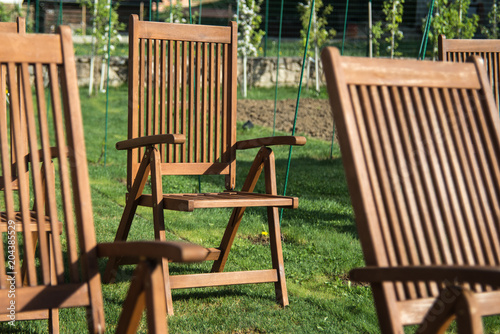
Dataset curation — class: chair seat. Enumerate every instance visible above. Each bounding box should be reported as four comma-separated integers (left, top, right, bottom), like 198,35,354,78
136,191,299,212
0,211,62,233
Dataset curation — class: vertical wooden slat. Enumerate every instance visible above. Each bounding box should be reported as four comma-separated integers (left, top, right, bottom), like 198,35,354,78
208,43,215,162
174,41,181,162
59,24,105,328
154,39,160,136
215,43,222,162
0,64,14,289
49,63,76,283
167,40,174,162
181,41,188,162
160,40,166,161
138,38,146,161
21,63,51,285
128,16,140,189
195,42,202,163
228,22,238,190
7,62,36,286
188,42,195,163
202,42,208,163
221,44,228,164
146,39,153,137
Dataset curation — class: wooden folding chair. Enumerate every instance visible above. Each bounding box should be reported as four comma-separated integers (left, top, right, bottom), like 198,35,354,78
103,14,306,315
0,26,209,333
439,35,500,111
322,47,500,334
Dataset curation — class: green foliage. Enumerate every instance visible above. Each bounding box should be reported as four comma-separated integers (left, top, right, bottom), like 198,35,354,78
482,0,500,39
297,0,336,58
79,0,124,57
0,3,23,23
235,0,265,57
161,0,193,24
425,0,479,57
372,0,404,58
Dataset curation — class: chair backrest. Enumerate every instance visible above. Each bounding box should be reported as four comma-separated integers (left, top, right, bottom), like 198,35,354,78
127,14,238,190
439,35,500,110
0,27,105,331
0,17,25,34
322,47,500,332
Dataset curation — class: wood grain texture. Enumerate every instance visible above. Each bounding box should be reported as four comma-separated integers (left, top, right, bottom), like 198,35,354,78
322,46,500,333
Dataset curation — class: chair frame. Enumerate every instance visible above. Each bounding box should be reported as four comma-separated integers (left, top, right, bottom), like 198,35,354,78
103,15,306,315
322,46,500,334
0,26,209,333
439,34,500,110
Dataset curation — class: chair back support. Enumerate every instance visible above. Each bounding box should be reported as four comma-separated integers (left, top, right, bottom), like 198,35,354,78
322,47,500,331
439,35,500,110
127,14,238,190
0,28,104,331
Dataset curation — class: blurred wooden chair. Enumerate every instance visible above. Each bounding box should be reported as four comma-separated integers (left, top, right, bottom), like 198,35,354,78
322,47,500,334
0,26,209,333
439,35,500,111
103,14,306,315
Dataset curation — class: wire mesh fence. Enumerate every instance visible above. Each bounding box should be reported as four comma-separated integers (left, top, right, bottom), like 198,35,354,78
11,0,498,60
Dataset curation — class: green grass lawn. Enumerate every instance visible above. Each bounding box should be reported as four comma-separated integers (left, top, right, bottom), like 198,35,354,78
2,85,499,333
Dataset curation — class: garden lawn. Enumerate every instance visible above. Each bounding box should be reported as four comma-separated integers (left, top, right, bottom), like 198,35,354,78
2,85,499,333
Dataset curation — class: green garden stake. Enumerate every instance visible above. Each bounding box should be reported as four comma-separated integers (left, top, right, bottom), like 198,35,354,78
27,0,31,31
189,0,192,24
58,0,63,26
149,0,152,21
103,0,112,166
280,0,315,222
264,0,269,57
198,0,202,24
418,0,434,60
341,0,349,55
156,0,159,21
272,0,285,136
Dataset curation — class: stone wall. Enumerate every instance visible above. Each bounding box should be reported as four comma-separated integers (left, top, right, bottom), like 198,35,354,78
75,56,326,88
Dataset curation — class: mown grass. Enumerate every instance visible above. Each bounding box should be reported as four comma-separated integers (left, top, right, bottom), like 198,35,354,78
1,85,500,333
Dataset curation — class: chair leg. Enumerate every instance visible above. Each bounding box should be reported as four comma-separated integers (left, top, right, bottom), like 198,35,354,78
417,286,480,334
116,262,148,334
145,260,169,334
455,288,483,334
103,149,153,283
211,147,267,273
49,235,59,334
150,148,174,316
263,149,288,307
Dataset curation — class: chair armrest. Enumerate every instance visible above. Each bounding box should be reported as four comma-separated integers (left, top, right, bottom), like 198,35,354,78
97,241,210,263
116,134,186,150
236,136,307,150
349,265,500,287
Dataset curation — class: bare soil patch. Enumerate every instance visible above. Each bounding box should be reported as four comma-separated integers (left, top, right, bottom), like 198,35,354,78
237,98,333,141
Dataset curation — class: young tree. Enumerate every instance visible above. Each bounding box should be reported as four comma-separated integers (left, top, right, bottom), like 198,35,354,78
425,0,479,58
482,0,500,38
298,0,335,91
372,0,404,58
235,0,265,98
80,0,124,94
